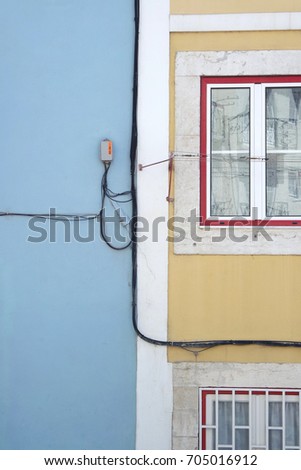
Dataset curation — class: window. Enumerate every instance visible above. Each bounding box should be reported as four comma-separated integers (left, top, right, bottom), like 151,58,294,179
200,76,301,226
200,388,301,450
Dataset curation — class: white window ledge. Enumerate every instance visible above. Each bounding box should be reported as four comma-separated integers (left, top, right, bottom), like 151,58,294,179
170,12,301,33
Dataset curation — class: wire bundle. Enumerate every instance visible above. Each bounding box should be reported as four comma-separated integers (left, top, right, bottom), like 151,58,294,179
99,161,132,250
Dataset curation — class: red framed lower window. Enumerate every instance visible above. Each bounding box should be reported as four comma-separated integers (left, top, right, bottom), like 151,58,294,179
200,388,300,450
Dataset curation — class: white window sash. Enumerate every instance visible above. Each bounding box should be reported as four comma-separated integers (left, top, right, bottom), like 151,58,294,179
206,81,301,221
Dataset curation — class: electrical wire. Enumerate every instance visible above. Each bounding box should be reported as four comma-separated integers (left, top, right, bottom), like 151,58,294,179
99,161,132,250
129,0,301,352
101,162,132,203
0,212,98,221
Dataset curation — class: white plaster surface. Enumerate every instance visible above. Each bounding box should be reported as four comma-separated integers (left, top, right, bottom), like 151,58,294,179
173,410,198,438
173,437,198,450
176,50,301,77
175,76,200,137
136,0,172,450
173,362,301,388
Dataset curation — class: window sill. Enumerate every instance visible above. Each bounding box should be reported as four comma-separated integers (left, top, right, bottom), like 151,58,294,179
173,224,301,255
201,219,301,227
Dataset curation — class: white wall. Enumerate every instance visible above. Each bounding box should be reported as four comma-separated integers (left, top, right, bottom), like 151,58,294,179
136,0,172,450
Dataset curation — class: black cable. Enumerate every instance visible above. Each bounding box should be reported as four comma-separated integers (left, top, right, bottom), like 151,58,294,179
129,0,301,352
101,163,132,204
0,212,98,221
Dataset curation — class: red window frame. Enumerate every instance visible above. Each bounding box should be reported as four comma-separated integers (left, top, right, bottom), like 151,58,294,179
200,75,301,226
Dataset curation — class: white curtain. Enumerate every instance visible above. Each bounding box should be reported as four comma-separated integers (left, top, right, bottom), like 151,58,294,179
217,401,249,449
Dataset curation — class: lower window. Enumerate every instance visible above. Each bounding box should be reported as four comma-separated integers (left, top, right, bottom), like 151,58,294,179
200,388,300,450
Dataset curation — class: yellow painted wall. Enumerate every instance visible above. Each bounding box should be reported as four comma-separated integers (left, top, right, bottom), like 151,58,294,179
169,30,301,363
171,0,301,15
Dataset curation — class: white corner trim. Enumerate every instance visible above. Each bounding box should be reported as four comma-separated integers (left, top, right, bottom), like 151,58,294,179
170,12,301,32
136,0,172,450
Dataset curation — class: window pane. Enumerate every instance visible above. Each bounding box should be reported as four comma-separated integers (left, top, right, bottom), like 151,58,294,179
235,401,249,426
235,429,249,450
211,88,250,216
218,401,232,446
285,402,299,447
269,430,283,449
269,401,282,427
266,87,301,216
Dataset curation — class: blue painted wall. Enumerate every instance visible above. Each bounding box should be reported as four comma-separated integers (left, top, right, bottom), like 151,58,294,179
0,0,136,449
